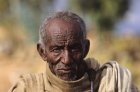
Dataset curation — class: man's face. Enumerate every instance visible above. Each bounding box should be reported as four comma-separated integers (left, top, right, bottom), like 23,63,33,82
39,19,89,81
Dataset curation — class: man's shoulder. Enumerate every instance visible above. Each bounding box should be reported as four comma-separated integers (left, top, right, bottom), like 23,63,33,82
20,73,44,79
85,58,129,74
19,73,45,85
97,61,138,91
8,73,46,92
100,60,129,72
98,60,131,80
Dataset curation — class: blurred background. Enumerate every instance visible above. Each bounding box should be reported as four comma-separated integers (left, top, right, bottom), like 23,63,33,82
0,0,140,91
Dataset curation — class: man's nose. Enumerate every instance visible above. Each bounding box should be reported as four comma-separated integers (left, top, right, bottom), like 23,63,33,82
62,50,71,65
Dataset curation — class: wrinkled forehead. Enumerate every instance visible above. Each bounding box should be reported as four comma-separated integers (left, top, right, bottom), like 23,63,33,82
46,19,84,40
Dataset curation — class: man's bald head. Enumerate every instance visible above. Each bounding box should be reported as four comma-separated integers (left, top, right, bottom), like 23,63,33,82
39,11,87,45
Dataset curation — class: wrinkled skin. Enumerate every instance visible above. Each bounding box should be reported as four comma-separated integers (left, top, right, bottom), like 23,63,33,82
37,19,90,81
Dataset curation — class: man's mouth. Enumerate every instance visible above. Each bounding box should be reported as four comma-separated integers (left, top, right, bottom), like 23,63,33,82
57,68,72,73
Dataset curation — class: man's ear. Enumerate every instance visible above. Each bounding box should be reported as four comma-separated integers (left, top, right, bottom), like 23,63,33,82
37,43,47,61
83,39,90,58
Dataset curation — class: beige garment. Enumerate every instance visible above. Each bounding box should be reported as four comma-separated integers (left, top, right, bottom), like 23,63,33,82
8,59,138,92
97,61,138,92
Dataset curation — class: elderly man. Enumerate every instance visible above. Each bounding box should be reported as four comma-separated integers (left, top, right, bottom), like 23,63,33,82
9,11,138,92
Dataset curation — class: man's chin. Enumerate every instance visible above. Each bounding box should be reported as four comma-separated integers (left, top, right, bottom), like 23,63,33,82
57,74,77,81
60,77,77,81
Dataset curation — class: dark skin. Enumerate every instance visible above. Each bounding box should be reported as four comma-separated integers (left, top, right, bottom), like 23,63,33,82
37,18,90,81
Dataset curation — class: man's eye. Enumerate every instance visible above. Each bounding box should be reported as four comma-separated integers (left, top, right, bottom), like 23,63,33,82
71,47,80,52
53,49,61,53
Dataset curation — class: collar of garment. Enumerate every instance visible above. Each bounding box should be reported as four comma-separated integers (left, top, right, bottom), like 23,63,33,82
44,58,100,92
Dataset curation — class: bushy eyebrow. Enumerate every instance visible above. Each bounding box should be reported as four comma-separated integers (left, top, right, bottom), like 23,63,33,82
49,45,64,50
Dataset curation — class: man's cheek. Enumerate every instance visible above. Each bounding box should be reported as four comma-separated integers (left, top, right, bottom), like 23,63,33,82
73,53,83,60
49,56,61,65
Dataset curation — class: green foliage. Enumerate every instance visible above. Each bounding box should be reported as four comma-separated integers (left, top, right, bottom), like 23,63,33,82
77,0,130,31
